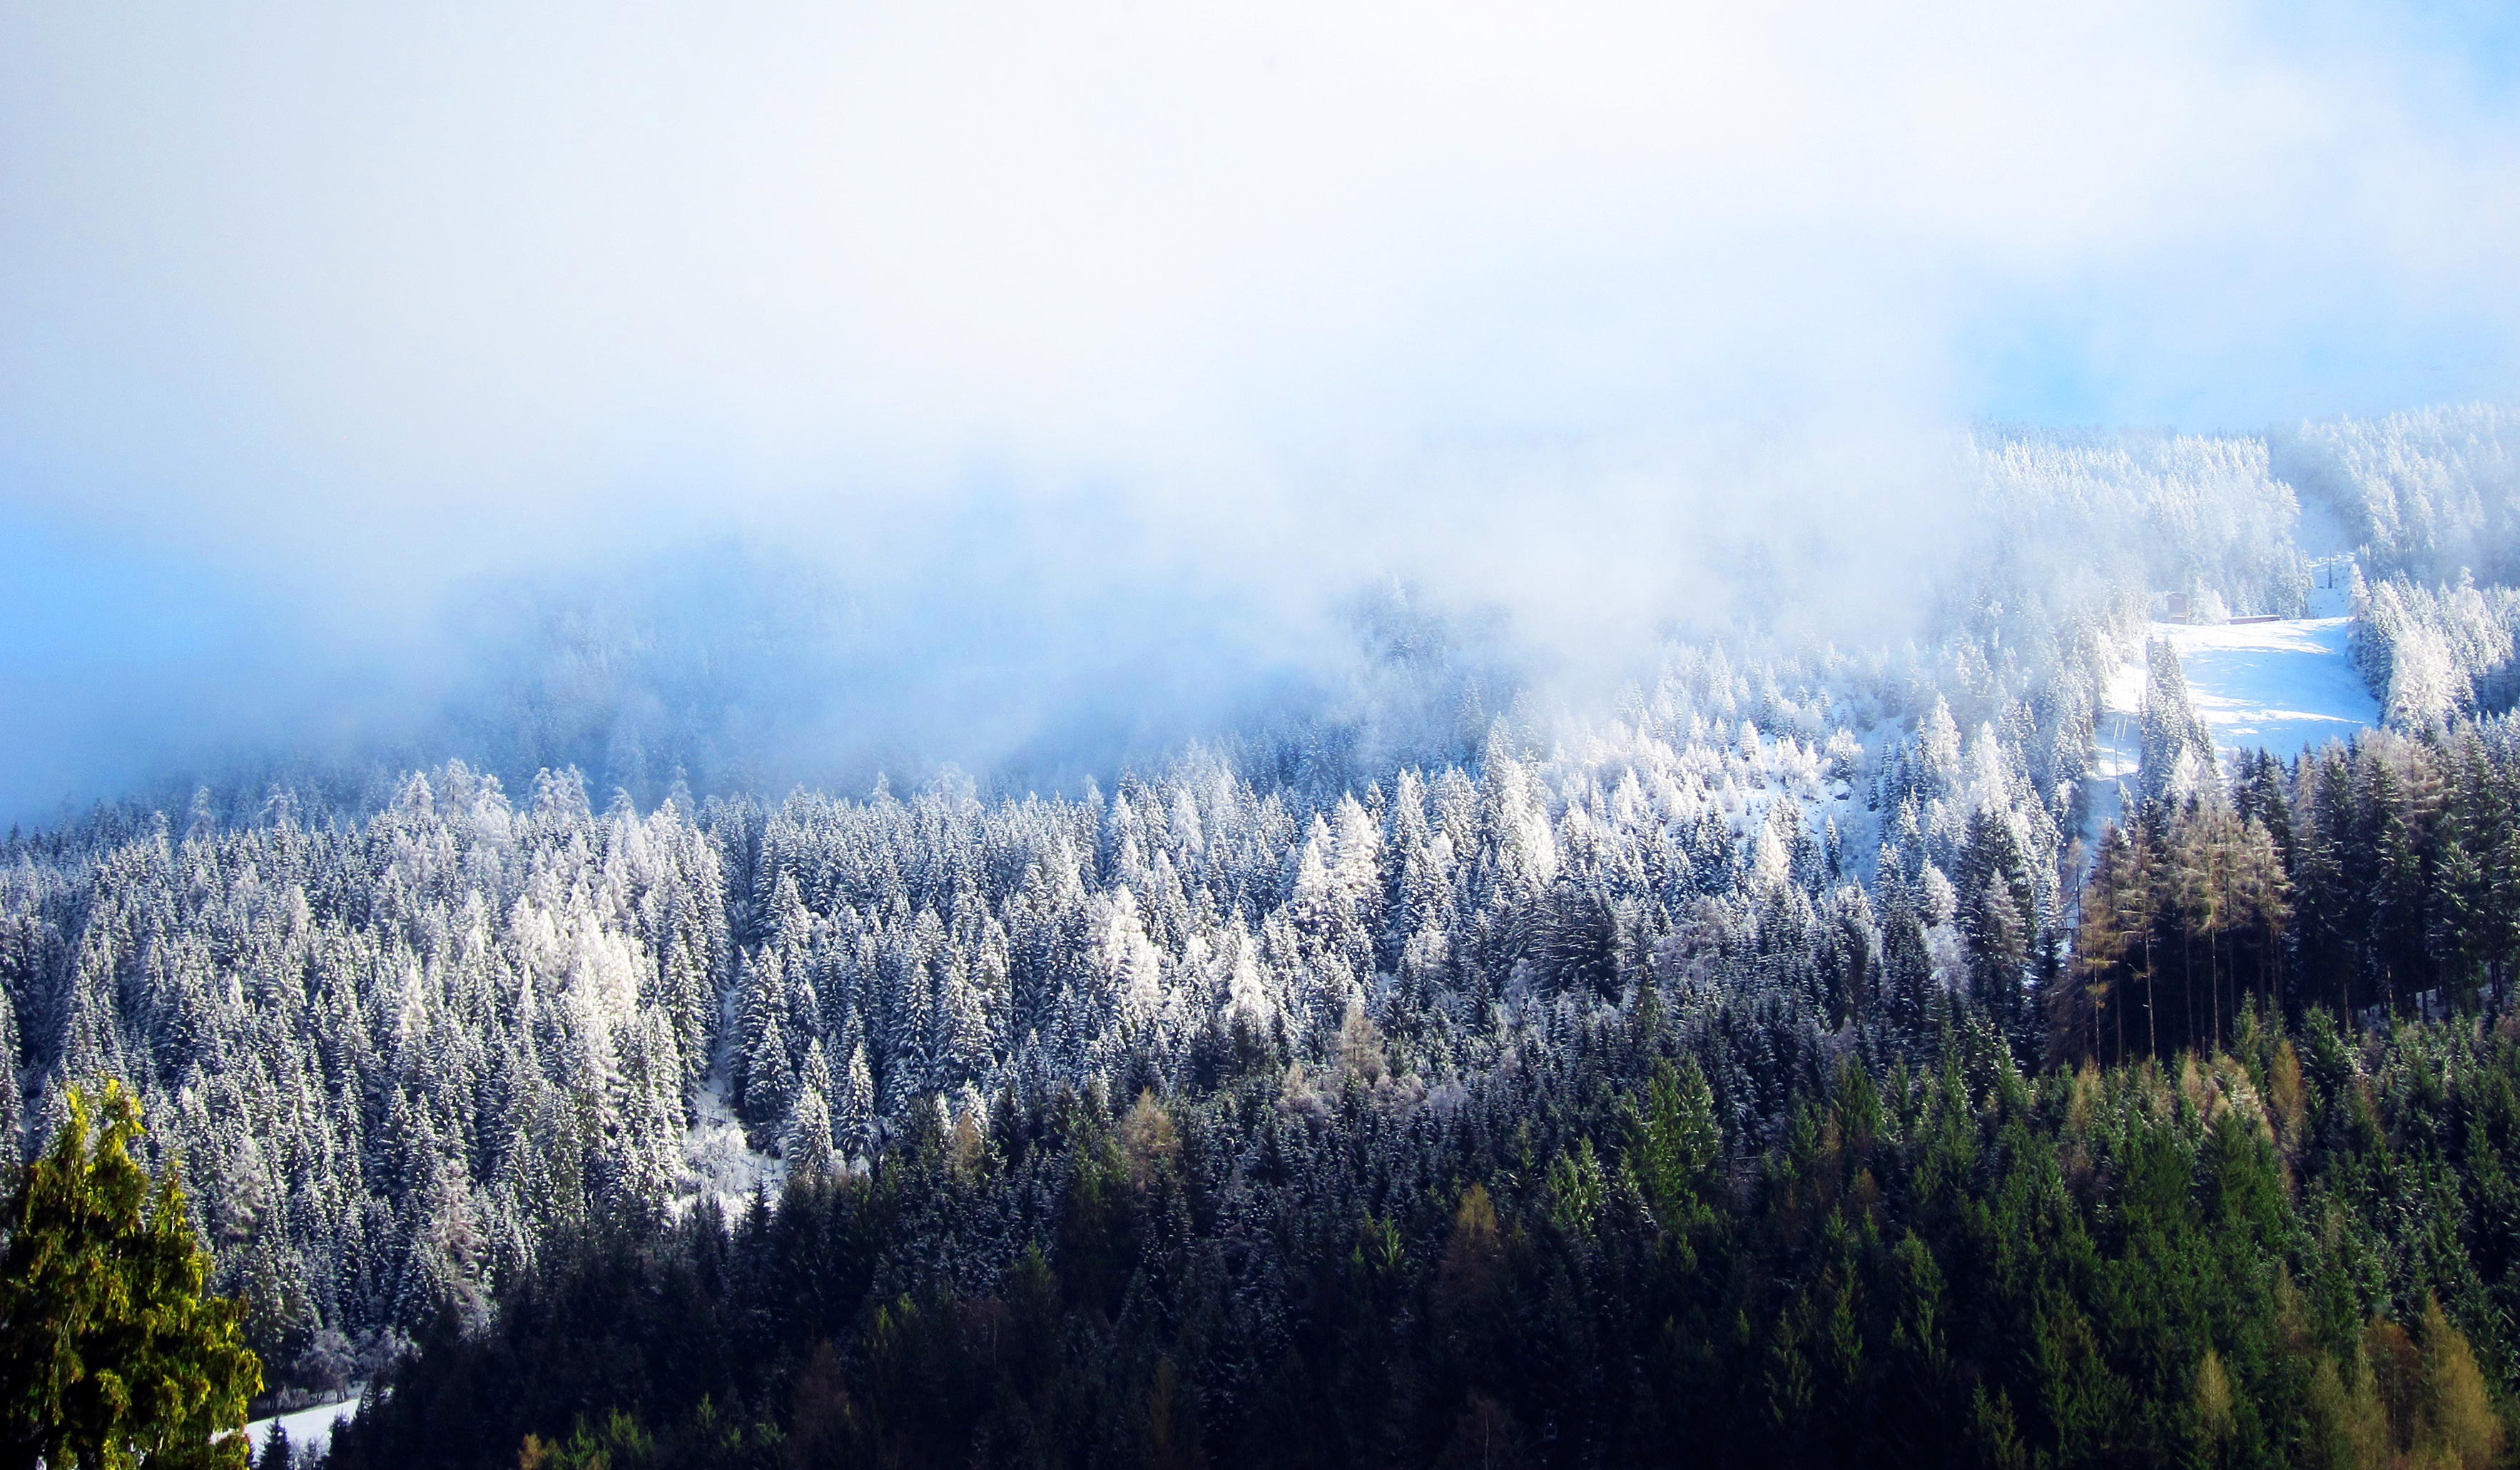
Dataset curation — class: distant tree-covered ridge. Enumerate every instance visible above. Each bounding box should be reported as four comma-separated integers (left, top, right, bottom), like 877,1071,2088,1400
2276,404,2520,589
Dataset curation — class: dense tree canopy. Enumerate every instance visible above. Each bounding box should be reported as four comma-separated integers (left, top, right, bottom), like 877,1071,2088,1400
326,999,2520,1470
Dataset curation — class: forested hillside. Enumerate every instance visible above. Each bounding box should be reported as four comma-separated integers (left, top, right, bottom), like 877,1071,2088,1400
2276,405,2520,587
8,414,2520,1465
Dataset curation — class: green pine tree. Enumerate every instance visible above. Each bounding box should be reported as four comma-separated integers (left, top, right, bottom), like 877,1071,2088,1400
0,1079,262,1470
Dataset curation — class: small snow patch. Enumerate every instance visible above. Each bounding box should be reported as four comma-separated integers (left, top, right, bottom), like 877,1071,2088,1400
243,1392,362,1460
678,1076,784,1215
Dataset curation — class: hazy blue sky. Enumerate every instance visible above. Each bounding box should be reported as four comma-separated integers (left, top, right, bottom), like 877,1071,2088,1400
4,0,2518,816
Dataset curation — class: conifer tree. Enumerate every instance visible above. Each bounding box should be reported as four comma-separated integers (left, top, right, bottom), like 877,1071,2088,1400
2138,639,2219,806
0,1080,262,1470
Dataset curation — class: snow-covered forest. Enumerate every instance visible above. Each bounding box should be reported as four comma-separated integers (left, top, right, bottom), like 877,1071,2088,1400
8,412,2520,1440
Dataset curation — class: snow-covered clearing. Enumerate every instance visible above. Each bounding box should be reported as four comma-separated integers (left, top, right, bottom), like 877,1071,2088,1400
2088,616,2377,838
678,1073,784,1215
243,1392,362,1459
2100,617,2377,763
2088,701,2143,841
2114,617,2378,760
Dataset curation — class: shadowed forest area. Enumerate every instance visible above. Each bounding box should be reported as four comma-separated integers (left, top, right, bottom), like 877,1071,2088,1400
329,990,2520,1470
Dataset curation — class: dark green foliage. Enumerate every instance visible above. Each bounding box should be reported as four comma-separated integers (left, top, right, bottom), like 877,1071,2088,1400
2063,722,2520,1068
328,1002,2520,1470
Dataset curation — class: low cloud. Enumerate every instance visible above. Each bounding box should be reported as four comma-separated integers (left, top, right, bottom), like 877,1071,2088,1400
2,0,2515,816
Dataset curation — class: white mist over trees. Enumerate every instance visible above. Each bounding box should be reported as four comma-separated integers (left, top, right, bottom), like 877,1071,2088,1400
9,0,2520,823
2277,404,2520,584
4,411,2454,1406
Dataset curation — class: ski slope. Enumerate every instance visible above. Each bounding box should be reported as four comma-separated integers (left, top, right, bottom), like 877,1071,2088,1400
2089,616,2377,837
2107,617,2379,761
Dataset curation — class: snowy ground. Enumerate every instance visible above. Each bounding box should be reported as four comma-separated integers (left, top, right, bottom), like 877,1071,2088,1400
677,1074,784,1215
2090,615,2377,836
242,1392,362,1460
2139,617,2377,759
2089,702,2143,838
